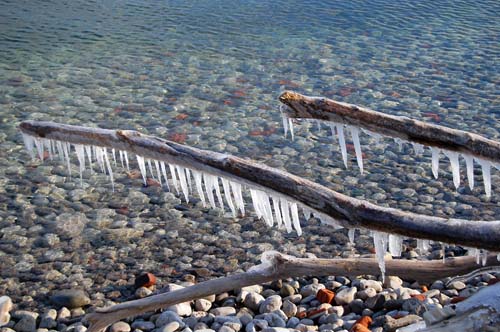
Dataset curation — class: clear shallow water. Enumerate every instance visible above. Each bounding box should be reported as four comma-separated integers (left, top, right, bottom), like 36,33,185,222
0,0,499,309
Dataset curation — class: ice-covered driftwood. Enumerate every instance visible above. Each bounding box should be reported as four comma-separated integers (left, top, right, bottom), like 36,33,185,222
279,91,500,196
85,251,499,332
19,121,500,252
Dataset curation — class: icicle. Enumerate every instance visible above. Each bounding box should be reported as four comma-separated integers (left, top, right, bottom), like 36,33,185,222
84,145,93,171
94,146,105,174
147,159,155,179
479,250,488,266
272,196,283,227
443,150,460,189
393,137,403,151
62,142,72,178
154,160,162,186
442,243,446,263
417,239,431,253
462,154,474,190
281,107,289,138
74,144,86,186
230,181,245,215
336,123,348,168
119,150,124,168
160,161,170,191
349,126,364,174
44,139,53,160
290,202,301,235
221,178,236,217
477,158,492,197
280,198,293,233
302,206,313,220
111,148,117,167
175,165,189,203
55,141,65,163
411,143,424,156
203,173,217,209
348,228,355,244
103,148,114,191
288,118,294,140
497,253,500,262
192,170,206,207
136,155,147,185
213,177,224,209
22,133,35,158
250,189,263,219
169,164,180,194
430,147,440,179
373,231,387,281
388,234,403,257
313,211,343,229
185,168,193,193
34,137,44,161
124,151,130,171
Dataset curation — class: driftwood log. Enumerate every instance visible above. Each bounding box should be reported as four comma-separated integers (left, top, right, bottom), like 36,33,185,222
85,252,499,332
20,121,500,250
279,91,500,163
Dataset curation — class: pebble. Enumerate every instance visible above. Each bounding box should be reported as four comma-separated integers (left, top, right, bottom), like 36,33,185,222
49,290,90,309
12,311,38,332
259,296,282,314
243,293,264,312
209,307,236,317
335,287,357,305
109,322,131,332
0,297,13,327
160,322,180,332
167,303,192,317
195,299,212,312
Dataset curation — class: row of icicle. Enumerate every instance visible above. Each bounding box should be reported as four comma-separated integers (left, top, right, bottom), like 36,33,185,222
21,132,494,278
281,110,498,197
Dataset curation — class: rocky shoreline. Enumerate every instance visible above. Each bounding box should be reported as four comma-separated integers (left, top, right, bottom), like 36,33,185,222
1,260,498,332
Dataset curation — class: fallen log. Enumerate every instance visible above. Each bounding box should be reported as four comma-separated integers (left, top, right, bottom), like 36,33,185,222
278,91,500,163
19,121,500,250
85,251,499,332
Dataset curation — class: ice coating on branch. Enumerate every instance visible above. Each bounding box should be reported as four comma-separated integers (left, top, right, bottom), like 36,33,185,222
477,158,492,197
388,234,403,257
349,126,364,174
443,150,460,189
417,239,431,254
373,231,388,281
463,154,474,189
430,147,440,179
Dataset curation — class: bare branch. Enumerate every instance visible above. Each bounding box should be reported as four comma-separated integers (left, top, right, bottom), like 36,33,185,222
279,91,500,163
85,252,499,332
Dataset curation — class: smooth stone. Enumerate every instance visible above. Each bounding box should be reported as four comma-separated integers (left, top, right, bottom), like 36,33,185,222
130,320,155,331
209,307,235,317
50,290,90,309
282,300,297,318
135,287,152,299
328,306,344,317
356,288,377,300
335,287,357,305
259,296,282,314
109,322,131,332
0,297,13,327
56,308,71,321
448,281,466,291
159,322,180,332
286,317,300,329
194,300,212,312
300,284,325,297
383,276,403,289
39,310,57,329
167,303,192,317
243,293,264,312
155,311,184,328
360,280,382,292
245,319,268,332
384,314,422,332
279,285,295,297
12,311,38,332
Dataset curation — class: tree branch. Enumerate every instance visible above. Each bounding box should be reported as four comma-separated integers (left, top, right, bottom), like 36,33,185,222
85,252,499,332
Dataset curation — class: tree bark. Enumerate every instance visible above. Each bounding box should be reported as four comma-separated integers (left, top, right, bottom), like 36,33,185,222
279,91,500,163
85,252,499,332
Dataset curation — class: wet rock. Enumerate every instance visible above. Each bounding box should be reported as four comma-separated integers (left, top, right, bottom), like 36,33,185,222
335,287,357,305
12,311,38,332
50,290,90,309
109,322,131,332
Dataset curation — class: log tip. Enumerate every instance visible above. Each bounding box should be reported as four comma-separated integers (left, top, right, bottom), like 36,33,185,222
279,90,301,104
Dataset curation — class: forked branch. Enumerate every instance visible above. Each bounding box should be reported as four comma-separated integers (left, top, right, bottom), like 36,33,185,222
20,121,500,250
85,252,499,332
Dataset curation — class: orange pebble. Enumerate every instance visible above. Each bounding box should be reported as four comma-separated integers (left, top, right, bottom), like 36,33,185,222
411,294,426,301
421,285,429,292
355,316,372,328
450,296,466,304
350,323,371,332
316,289,335,304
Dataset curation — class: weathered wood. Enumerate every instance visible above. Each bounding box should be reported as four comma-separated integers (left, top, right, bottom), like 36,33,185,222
279,91,500,163
85,252,499,332
19,121,500,250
